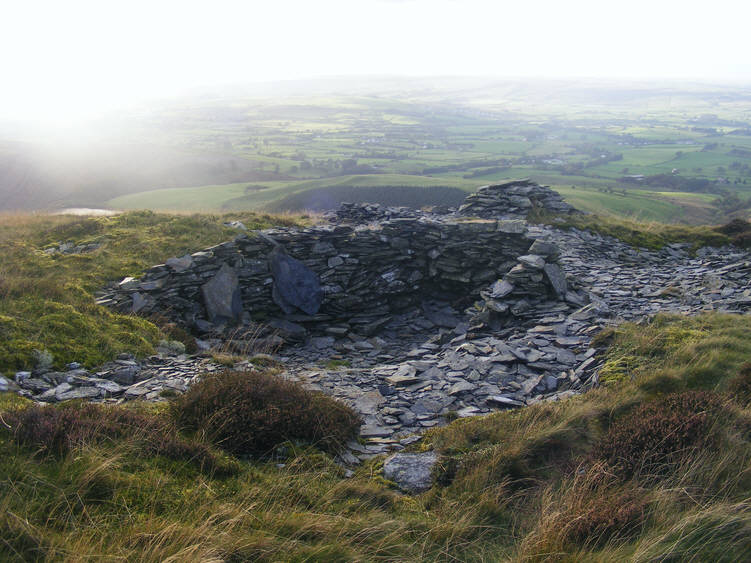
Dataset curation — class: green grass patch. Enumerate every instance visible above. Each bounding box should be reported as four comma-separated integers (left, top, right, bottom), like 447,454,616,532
324,359,351,370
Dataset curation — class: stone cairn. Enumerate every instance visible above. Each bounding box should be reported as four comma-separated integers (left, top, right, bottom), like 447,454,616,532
458,178,575,218
98,180,577,344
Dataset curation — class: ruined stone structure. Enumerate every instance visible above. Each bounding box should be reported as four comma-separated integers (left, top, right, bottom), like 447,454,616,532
99,181,575,338
14,179,751,458
457,178,575,218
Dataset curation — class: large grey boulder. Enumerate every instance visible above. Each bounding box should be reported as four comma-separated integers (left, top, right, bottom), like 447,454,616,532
201,263,242,323
269,247,323,315
383,451,438,493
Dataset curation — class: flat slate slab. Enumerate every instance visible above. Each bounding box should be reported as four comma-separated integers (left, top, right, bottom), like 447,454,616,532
201,263,242,322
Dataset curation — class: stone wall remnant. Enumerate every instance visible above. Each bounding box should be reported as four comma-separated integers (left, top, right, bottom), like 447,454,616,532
99,181,574,338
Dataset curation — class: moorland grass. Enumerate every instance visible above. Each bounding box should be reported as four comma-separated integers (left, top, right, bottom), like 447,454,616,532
2,313,751,560
0,210,301,372
531,209,732,250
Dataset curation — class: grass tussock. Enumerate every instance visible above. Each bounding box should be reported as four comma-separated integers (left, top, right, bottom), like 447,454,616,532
2,313,751,559
0,210,302,372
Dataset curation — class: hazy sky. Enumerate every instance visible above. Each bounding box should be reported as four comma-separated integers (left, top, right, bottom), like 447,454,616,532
2,0,750,122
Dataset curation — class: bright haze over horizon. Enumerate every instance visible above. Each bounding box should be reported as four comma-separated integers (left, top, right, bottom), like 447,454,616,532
2,0,751,126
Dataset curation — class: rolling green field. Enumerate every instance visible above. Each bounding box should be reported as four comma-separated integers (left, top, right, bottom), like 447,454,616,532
109,174,479,212
98,82,751,224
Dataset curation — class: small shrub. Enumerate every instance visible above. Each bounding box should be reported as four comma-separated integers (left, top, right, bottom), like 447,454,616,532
715,218,751,248
171,370,361,456
2,403,230,474
249,354,281,369
150,313,197,353
211,352,239,367
593,391,725,477
715,218,751,237
733,230,751,249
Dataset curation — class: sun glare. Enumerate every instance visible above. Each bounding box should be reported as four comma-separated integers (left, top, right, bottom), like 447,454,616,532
0,0,750,125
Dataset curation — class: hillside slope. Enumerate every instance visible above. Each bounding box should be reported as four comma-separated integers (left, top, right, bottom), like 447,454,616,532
2,313,751,561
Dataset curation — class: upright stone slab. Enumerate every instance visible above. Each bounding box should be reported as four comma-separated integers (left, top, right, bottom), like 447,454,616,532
269,246,323,315
201,263,242,323
544,263,568,299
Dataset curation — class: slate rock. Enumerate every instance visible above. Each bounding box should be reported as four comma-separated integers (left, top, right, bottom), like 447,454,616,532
166,254,194,272
312,336,335,349
95,380,124,396
352,390,384,415
19,378,52,393
131,292,148,313
383,452,438,493
14,372,32,384
422,303,460,328
487,395,525,408
490,279,514,298
57,386,102,401
110,366,139,386
268,318,308,342
360,424,392,438
269,247,323,315
201,263,242,322
448,379,476,395
518,254,546,269
543,263,568,299
398,411,417,425
529,239,560,258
